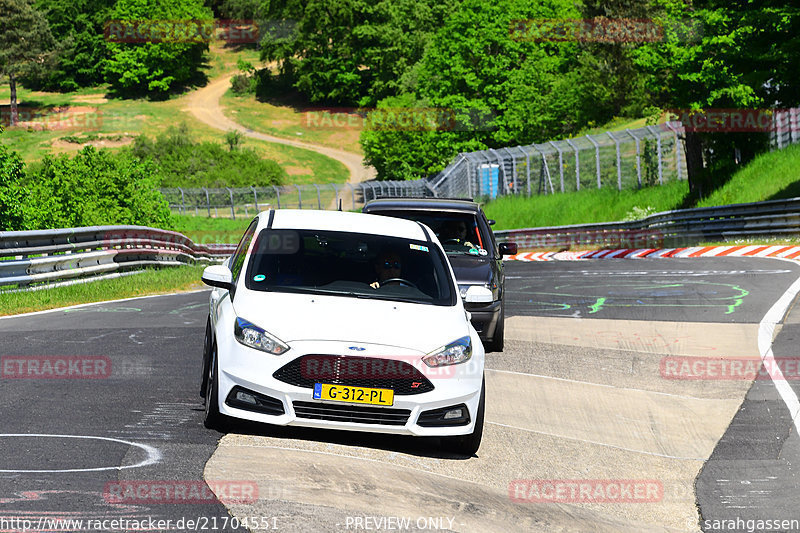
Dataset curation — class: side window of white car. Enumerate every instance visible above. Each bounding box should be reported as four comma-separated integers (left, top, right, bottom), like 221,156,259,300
229,219,259,296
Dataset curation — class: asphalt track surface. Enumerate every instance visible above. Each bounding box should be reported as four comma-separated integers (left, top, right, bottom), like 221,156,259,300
0,257,798,532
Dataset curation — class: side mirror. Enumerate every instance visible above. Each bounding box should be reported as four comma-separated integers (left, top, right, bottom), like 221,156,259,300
487,219,496,226
498,242,518,257
464,285,493,304
202,264,233,290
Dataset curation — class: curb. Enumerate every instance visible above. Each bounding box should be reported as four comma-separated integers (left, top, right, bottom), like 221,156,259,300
507,245,800,262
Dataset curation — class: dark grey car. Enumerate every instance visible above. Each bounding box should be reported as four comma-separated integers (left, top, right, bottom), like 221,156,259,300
363,198,517,352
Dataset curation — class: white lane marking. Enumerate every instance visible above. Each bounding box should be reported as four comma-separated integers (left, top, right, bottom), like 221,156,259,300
487,422,706,461
758,276,800,436
0,434,161,473
486,368,736,402
0,289,210,320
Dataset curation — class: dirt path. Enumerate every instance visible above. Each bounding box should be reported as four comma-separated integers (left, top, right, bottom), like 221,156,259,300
185,74,375,185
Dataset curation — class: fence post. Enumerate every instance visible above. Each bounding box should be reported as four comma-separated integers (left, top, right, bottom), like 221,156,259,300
250,186,258,212
666,122,683,181
295,184,302,209
314,184,321,209
647,126,663,185
532,145,554,194
225,187,235,219
178,187,185,215
548,141,565,193
272,185,281,209
203,187,210,217
517,146,532,197
565,139,580,191
586,135,601,188
606,132,622,191
626,129,642,189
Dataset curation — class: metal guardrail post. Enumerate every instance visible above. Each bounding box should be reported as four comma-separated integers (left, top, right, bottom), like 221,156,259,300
250,186,258,212
565,139,580,191
626,129,642,189
225,187,235,219
606,132,622,191
295,184,302,209
272,185,281,209
585,135,601,188
548,141,565,193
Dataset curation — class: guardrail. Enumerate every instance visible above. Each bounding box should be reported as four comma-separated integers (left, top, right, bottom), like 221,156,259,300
0,226,237,289
494,197,800,250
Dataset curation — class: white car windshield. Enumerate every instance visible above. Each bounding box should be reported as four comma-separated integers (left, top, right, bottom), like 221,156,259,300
244,229,456,306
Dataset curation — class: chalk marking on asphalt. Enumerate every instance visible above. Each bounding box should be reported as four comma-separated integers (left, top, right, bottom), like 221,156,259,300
0,434,161,473
485,368,734,402
0,289,210,320
757,276,800,436
487,422,705,461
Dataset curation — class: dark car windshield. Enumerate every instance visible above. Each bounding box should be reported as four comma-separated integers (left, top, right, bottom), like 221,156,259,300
244,229,456,306
369,211,490,257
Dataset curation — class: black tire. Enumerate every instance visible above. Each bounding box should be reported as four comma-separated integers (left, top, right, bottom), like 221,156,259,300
203,344,225,430
484,306,505,353
444,378,485,456
200,318,212,399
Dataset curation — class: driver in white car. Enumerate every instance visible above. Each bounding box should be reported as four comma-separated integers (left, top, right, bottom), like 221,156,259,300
370,250,403,289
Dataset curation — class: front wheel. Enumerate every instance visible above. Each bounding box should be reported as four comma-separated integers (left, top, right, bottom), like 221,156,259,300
203,346,225,430
444,378,485,456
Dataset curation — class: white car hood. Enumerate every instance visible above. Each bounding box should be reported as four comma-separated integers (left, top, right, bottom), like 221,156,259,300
233,290,469,354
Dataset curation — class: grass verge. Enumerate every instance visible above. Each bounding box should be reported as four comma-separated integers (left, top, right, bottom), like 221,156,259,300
483,180,689,230
0,265,208,316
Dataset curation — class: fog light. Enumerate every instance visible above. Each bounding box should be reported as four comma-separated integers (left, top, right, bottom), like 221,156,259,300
444,408,463,420
236,391,257,405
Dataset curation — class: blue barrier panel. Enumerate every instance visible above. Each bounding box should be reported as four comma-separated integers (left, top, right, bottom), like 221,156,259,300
479,164,499,199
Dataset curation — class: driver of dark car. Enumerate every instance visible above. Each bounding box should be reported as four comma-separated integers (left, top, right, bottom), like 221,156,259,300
440,220,476,249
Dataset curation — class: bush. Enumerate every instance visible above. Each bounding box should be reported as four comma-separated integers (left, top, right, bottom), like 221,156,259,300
23,146,171,229
130,124,286,187
0,145,29,230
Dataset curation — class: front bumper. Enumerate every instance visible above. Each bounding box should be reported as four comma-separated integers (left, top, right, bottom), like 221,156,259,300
465,299,502,341
214,338,485,437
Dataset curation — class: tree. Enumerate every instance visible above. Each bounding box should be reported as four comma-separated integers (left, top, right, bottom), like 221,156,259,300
259,0,456,106
103,0,214,96
22,0,116,91
0,0,56,125
634,0,800,195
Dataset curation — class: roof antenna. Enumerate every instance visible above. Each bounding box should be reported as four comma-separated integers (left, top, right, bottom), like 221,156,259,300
338,198,343,211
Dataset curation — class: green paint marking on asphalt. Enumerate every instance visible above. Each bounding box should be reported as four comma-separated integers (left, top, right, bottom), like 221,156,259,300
726,286,750,314
589,297,606,314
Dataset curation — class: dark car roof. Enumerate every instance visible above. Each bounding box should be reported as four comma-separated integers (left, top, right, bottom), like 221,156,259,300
363,197,482,214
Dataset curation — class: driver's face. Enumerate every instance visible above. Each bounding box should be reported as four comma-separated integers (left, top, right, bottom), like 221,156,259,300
376,254,401,282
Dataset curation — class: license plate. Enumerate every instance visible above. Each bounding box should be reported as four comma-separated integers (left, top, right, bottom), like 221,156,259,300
313,383,394,406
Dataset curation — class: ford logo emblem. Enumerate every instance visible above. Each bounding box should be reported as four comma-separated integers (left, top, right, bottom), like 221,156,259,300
348,346,366,351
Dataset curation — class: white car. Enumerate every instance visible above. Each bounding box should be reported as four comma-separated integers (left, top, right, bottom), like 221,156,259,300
200,209,487,455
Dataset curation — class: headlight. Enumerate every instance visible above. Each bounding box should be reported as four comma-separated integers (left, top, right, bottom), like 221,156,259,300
234,317,289,355
423,336,472,367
